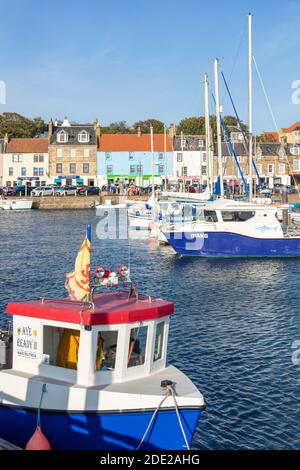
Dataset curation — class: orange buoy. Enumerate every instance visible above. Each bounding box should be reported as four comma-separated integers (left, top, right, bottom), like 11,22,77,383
25,426,51,450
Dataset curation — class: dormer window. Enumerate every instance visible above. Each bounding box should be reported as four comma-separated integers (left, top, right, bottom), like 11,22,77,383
78,130,90,143
57,130,68,143
290,145,300,156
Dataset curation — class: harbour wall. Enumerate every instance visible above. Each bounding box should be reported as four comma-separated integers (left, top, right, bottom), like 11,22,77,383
27,194,148,210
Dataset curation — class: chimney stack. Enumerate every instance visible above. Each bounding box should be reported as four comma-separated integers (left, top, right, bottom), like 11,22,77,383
94,118,101,136
3,132,8,151
137,126,141,137
48,118,53,142
168,123,175,140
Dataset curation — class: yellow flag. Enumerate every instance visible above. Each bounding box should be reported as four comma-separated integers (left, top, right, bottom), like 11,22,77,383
65,227,91,302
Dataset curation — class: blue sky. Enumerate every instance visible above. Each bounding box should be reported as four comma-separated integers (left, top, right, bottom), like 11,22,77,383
0,0,300,133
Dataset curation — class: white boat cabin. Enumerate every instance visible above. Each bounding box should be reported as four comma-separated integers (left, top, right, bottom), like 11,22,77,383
169,199,285,239
4,291,173,387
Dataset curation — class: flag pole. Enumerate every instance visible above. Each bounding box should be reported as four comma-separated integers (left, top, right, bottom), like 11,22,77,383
86,224,91,243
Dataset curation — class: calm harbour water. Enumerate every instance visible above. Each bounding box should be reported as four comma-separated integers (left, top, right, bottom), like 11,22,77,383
1,209,300,450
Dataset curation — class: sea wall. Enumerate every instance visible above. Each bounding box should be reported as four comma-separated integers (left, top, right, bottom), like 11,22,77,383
29,193,148,209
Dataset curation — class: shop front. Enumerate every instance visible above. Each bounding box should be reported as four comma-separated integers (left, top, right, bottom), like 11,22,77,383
17,177,46,187
54,175,85,186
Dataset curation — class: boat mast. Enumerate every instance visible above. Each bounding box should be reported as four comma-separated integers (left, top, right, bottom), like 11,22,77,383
164,125,167,191
248,12,253,201
214,58,224,197
181,131,185,192
150,124,155,195
204,73,212,193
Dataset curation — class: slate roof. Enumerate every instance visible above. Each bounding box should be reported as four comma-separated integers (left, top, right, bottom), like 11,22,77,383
173,135,206,151
214,142,248,156
258,143,282,156
50,125,96,145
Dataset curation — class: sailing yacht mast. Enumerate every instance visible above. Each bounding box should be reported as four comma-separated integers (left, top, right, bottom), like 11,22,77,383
204,73,212,193
150,124,155,195
164,125,167,191
214,58,224,197
180,131,185,192
248,12,253,201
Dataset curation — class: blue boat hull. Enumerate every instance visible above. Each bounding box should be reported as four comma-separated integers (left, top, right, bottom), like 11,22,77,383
0,405,201,450
166,231,300,258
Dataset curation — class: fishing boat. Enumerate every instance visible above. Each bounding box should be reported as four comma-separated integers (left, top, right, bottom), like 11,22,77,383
164,198,300,257
0,198,33,210
0,226,204,450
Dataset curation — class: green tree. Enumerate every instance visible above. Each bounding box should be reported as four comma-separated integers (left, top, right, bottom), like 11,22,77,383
0,112,46,138
131,119,165,134
176,116,206,135
102,121,129,134
176,115,248,140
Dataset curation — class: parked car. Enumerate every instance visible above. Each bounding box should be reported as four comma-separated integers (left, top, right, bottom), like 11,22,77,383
31,186,54,197
186,185,197,193
8,185,35,196
54,185,77,196
77,186,100,195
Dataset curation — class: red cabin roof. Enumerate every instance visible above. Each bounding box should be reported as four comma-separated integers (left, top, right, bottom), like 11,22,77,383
5,291,174,326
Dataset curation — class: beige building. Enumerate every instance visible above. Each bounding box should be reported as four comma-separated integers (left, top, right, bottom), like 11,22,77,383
216,142,291,189
1,136,49,187
48,117,99,186
279,122,300,144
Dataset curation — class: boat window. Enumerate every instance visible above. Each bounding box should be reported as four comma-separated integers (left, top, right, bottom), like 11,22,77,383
196,209,205,221
204,210,218,222
95,331,118,371
43,326,80,370
153,322,165,362
128,326,148,368
221,211,255,222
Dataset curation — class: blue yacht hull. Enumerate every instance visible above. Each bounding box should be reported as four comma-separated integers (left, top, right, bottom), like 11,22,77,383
166,231,300,258
0,405,201,450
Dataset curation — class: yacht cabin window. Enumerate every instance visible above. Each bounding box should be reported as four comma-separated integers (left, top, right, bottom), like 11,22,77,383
204,210,218,223
153,321,165,362
95,331,118,371
221,211,255,222
43,326,81,370
128,326,148,368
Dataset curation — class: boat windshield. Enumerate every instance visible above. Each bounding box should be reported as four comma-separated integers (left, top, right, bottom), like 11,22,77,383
95,331,118,371
128,326,148,368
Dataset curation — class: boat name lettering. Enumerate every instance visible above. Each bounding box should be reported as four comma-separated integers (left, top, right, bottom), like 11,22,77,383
16,325,38,359
191,233,208,239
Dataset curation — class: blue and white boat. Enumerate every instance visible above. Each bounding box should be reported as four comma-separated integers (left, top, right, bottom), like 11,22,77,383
164,199,300,258
0,274,204,450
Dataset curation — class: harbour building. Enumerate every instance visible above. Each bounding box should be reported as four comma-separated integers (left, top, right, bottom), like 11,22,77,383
97,130,173,188
48,117,99,187
0,136,49,188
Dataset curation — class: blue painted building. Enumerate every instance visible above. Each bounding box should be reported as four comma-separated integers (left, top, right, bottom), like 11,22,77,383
97,133,173,187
